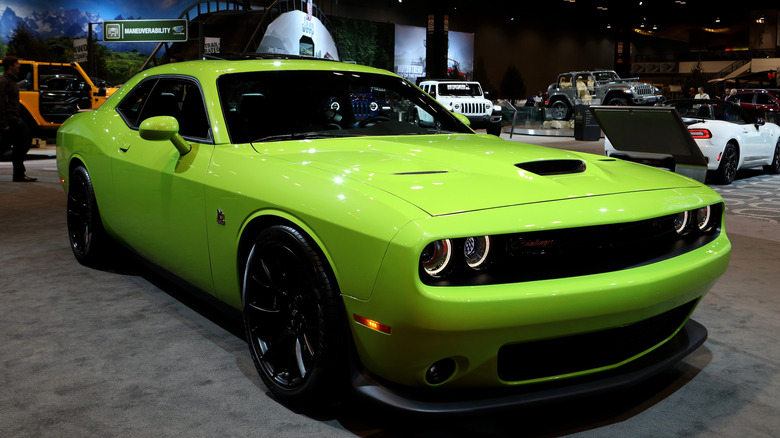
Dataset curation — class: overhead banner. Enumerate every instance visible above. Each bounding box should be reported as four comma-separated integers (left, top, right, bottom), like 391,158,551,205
103,19,188,43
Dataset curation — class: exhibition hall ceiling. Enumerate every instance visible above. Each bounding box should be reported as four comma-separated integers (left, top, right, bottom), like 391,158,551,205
317,0,778,31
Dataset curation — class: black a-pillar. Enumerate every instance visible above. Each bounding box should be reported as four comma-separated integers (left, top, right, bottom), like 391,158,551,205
425,0,448,80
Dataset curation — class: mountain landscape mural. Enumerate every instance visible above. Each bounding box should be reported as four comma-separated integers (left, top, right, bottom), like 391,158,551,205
0,0,187,53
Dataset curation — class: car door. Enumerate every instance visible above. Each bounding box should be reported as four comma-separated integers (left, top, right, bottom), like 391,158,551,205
111,76,216,294
754,92,776,120
729,104,766,165
737,92,758,118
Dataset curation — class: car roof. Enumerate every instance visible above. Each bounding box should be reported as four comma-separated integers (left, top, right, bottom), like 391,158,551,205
139,55,398,81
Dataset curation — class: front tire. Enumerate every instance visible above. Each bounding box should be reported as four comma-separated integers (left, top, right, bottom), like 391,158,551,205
242,225,343,407
606,97,629,106
487,121,502,136
763,140,780,174
714,142,739,184
66,165,110,266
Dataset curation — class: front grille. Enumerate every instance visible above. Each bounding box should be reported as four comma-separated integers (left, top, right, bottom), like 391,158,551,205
634,84,655,96
353,100,372,117
497,299,698,382
460,102,488,115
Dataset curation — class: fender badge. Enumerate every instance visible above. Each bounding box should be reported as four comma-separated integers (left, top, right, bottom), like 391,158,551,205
216,209,226,225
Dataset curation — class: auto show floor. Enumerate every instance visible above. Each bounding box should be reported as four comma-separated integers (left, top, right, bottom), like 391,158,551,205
1,136,779,437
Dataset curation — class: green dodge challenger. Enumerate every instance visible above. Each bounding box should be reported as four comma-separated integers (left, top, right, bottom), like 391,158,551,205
56,56,730,414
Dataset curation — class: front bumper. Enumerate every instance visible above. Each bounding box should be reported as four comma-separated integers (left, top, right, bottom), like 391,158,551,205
632,95,665,105
464,114,502,129
350,319,707,415
342,189,730,392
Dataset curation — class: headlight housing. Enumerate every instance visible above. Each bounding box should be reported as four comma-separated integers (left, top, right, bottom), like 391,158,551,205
419,204,723,286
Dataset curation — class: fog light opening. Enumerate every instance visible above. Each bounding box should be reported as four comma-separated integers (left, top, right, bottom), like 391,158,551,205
425,358,456,385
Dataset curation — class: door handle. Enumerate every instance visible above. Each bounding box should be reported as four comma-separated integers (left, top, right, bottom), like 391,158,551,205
119,145,130,152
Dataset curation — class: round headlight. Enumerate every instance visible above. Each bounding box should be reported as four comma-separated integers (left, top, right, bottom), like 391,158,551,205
421,239,453,277
673,211,690,235
369,102,379,112
696,205,713,232
453,103,461,111
464,236,491,270
330,102,340,111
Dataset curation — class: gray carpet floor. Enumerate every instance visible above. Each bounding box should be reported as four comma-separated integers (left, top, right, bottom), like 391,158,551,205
1,137,778,437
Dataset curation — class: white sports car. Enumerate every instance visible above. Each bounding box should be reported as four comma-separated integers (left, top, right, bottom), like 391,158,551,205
605,99,780,184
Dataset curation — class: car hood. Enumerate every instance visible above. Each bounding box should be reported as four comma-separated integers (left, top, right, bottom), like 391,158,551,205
253,134,701,216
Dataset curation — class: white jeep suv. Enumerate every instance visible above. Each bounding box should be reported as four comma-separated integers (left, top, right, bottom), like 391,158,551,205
419,80,502,135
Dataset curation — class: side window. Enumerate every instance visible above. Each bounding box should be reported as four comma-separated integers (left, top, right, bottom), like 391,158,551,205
755,93,774,105
559,75,573,89
118,78,210,141
739,93,755,104
117,79,157,128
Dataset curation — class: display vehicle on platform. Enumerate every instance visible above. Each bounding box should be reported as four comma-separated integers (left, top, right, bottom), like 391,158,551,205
418,79,502,135
605,99,780,184
57,56,730,414
546,70,663,120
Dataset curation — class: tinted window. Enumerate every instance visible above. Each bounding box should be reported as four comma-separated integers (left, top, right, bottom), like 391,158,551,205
737,92,755,104
217,70,471,143
756,93,776,106
117,77,210,141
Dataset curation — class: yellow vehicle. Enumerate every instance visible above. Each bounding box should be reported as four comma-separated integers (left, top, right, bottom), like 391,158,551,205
11,60,118,137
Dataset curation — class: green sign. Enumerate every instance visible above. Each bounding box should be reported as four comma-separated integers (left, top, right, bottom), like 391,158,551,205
103,19,188,43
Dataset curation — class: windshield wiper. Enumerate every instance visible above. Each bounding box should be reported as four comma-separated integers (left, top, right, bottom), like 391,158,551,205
253,131,354,142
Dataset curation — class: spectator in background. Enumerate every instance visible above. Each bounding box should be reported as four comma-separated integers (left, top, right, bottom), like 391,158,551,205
725,88,739,102
0,56,36,182
694,86,710,100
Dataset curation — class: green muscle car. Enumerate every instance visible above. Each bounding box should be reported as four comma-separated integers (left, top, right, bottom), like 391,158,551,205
56,56,730,414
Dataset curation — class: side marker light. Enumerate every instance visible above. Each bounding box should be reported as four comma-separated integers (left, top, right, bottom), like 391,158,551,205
354,314,392,334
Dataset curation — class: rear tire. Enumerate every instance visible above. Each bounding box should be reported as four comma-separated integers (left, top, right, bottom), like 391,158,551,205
714,142,739,184
763,140,780,174
66,165,110,266
549,100,571,120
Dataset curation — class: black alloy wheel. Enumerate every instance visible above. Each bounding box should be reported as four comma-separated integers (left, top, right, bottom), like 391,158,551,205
242,225,342,405
763,140,780,174
715,142,739,184
66,165,108,266
549,101,571,120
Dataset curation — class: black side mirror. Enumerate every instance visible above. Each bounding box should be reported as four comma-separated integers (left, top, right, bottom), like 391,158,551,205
755,117,766,127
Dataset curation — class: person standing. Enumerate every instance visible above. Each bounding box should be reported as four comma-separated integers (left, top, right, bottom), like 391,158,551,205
0,56,36,182
694,86,710,100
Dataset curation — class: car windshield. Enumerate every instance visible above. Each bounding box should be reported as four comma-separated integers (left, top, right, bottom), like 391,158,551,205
593,71,620,82
218,70,472,143
668,100,749,124
437,82,483,97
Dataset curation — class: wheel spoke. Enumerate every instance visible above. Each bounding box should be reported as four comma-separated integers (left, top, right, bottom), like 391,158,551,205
295,338,307,378
267,329,298,379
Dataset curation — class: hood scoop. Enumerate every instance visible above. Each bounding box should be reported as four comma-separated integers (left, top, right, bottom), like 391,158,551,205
515,159,587,176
